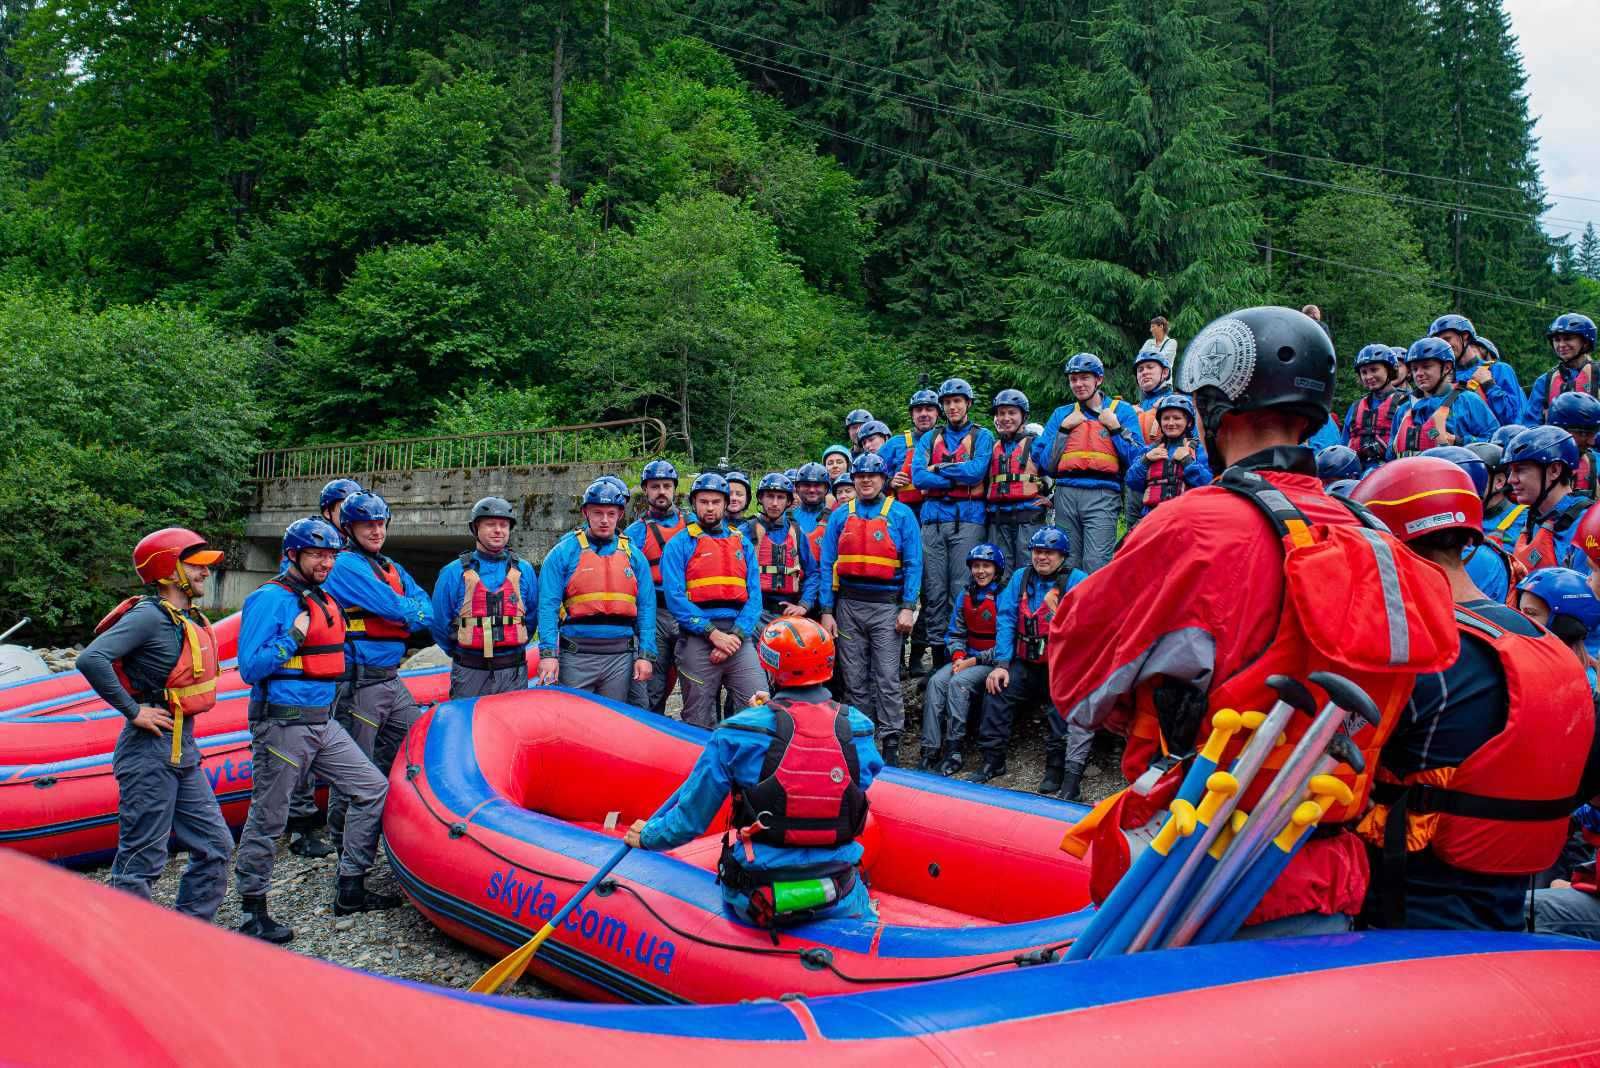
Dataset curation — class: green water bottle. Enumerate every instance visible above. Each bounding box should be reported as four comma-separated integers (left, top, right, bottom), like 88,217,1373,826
771,877,839,914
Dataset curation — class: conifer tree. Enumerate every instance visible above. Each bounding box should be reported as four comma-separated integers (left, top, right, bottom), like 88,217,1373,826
1577,224,1600,281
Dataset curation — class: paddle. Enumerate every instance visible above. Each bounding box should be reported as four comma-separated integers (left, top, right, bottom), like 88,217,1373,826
469,791,678,995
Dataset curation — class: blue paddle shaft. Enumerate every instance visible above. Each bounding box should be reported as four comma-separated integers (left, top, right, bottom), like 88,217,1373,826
547,791,678,933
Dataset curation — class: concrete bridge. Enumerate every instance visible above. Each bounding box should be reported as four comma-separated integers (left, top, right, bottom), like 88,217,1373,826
219,419,667,611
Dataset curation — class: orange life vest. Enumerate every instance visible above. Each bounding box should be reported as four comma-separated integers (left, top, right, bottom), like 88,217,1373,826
341,551,412,642
894,429,924,506
925,423,985,500
1358,604,1591,880
639,512,688,588
750,518,803,598
1546,360,1600,408
95,597,218,764
1350,390,1405,466
1048,403,1123,479
833,500,902,586
268,577,347,680
1018,569,1073,664
683,525,749,608
1137,405,1160,444
955,586,998,656
561,531,638,625
454,553,530,664
1513,501,1586,574
986,434,1044,506
1391,393,1456,457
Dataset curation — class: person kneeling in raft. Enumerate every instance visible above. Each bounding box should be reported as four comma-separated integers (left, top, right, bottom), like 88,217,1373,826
626,617,884,933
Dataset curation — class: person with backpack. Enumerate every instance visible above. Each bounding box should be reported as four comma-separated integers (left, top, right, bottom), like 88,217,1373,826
430,496,539,699
1390,337,1499,457
1126,394,1211,518
1521,313,1599,425
1341,344,1410,473
77,528,232,920
1032,353,1145,573
1049,306,1459,938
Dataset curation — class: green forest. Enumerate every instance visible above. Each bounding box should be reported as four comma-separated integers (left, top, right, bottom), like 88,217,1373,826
1,0,1595,635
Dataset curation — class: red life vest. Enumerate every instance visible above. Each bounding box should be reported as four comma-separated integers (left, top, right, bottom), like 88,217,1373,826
454,553,529,664
925,423,985,500
268,577,347,680
802,511,830,567
1577,451,1598,495
750,519,803,598
1047,403,1123,479
894,429,924,506
1513,502,1585,574
985,434,1043,506
731,698,870,848
683,525,749,609
95,597,220,765
1018,569,1074,664
955,587,998,657
1140,443,1196,511
561,531,639,625
1391,393,1456,457
834,500,901,585
1359,605,1593,881
639,512,688,588
1351,390,1404,465
341,552,412,642
1545,360,1600,408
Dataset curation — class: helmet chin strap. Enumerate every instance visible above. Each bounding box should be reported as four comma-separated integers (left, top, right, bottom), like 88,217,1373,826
169,559,199,598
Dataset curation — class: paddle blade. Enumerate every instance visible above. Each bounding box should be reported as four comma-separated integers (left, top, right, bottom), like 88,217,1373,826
469,923,556,994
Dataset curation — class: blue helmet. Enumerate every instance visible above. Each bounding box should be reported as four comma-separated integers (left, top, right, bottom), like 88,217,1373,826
909,389,940,410
725,470,751,491
1354,343,1399,372
640,459,679,485
1490,423,1528,450
1028,526,1072,554
794,462,830,487
937,378,975,402
319,478,364,513
1154,393,1197,425
784,468,799,482
599,474,631,500
831,475,853,491
821,444,852,465
1390,345,1409,364
967,543,1007,571
991,387,1030,415
1550,392,1600,433
850,452,890,476
845,408,874,429
1421,445,1490,498
1475,336,1501,362
757,473,795,497
338,492,390,531
1326,478,1360,497
1064,352,1106,378
1505,425,1580,474
1517,567,1600,633
1428,314,1476,342
1547,313,1598,351
582,478,630,508
857,420,892,443
689,473,731,499
1134,350,1172,371
1406,337,1455,369
283,517,343,555
1315,445,1361,483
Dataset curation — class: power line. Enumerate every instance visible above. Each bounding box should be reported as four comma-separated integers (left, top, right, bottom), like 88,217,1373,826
782,113,1567,317
704,34,1597,233
680,10,1600,212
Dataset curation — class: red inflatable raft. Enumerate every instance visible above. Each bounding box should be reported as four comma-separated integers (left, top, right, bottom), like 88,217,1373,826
7,851,1600,1067
384,688,1096,1003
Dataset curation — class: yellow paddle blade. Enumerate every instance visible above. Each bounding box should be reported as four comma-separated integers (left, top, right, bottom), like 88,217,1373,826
469,922,556,994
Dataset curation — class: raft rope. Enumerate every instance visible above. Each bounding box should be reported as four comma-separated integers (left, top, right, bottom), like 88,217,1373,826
398,726,1074,985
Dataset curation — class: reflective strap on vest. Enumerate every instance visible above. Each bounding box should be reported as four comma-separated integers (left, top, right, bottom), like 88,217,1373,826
1355,528,1411,666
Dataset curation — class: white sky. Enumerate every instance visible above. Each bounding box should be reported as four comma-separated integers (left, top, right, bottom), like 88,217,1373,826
1504,0,1599,243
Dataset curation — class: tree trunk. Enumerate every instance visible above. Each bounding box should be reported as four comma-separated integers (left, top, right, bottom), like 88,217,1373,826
550,8,566,187
679,346,694,465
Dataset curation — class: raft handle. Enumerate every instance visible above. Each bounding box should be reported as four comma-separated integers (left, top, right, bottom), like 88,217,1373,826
449,822,467,839
33,776,56,790
799,948,834,971
406,764,421,780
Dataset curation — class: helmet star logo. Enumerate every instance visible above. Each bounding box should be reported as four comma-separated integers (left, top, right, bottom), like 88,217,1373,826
1178,318,1256,399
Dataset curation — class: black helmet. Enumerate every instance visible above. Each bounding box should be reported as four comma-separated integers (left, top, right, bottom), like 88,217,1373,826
469,496,517,530
1176,306,1335,456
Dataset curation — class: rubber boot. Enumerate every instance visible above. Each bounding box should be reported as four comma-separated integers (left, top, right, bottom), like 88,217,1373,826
880,735,900,769
907,642,930,679
1058,761,1086,803
287,816,336,859
939,750,965,777
237,895,295,944
334,875,406,916
968,754,1006,784
1037,752,1067,795
918,745,943,772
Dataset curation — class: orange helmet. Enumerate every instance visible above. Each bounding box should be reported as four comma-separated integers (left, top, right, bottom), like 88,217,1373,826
1350,457,1481,543
1577,502,1600,567
756,617,835,688
133,527,223,592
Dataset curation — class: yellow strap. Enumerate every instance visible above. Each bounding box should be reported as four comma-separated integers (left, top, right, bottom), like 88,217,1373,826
166,679,216,699
686,576,745,590
577,529,591,550
564,591,639,606
1283,517,1315,549
1495,504,1528,532
834,554,900,567
687,523,704,537
169,709,183,765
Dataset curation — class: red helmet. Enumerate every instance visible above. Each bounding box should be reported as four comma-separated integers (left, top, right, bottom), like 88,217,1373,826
1350,457,1482,542
1577,503,1600,567
133,527,222,588
756,617,835,688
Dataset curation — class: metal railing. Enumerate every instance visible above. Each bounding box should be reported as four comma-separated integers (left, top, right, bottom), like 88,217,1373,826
252,418,669,481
